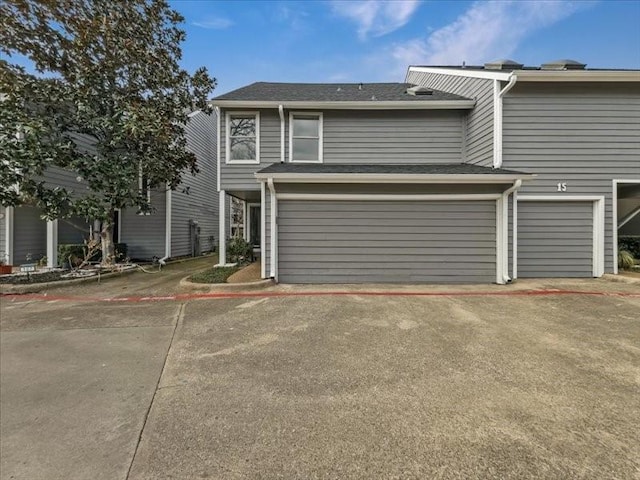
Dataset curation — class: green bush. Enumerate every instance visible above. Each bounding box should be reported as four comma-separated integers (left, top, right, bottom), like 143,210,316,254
618,250,635,270
226,237,252,263
57,243,128,267
619,237,640,259
188,266,239,284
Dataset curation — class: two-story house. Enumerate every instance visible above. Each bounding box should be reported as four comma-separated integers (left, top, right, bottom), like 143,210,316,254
211,82,535,284
213,61,639,284
0,110,222,267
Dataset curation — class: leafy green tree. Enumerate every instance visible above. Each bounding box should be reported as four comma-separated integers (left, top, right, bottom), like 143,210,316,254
0,0,215,263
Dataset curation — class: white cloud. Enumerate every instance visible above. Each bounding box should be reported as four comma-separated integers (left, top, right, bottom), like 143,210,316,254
393,0,591,66
193,17,234,30
332,0,421,39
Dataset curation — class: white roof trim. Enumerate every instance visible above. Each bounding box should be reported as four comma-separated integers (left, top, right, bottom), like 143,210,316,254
408,66,512,81
255,172,536,184
210,99,475,110
408,66,640,83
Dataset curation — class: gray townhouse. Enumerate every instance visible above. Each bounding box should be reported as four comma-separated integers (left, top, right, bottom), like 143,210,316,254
211,60,639,284
1,110,222,267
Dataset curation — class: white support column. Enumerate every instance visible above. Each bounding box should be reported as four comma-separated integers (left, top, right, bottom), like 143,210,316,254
46,219,58,268
218,190,226,265
512,191,518,279
5,206,14,265
243,200,249,242
495,197,505,284
260,182,266,279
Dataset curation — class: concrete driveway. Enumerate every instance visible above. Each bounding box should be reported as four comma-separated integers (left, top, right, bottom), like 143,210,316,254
1,279,639,479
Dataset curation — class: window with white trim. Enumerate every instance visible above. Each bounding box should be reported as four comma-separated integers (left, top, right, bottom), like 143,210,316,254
226,112,259,164
290,112,322,163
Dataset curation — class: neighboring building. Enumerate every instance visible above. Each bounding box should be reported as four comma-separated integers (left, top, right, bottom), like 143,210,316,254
0,110,221,266
211,61,639,284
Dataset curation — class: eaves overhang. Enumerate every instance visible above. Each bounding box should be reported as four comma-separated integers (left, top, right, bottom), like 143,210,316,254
254,172,536,184
209,99,476,110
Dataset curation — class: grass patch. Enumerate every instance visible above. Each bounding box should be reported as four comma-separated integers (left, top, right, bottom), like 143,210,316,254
188,266,240,284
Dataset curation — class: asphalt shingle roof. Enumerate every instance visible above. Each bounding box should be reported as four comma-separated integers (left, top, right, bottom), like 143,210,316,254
257,163,529,176
212,82,471,102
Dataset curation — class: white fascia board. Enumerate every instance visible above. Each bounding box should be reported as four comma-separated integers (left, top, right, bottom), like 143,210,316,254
211,100,475,110
408,66,640,83
408,66,512,81
254,173,536,184
515,70,640,82
276,193,501,201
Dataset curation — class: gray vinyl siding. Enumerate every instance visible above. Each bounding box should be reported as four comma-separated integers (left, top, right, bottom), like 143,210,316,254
0,207,6,261
518,201,593,278
220,109,280,190
220,109,465,190
171,111,219,256
277,200,496,284
406,70,494,166
119,189,167,261
503,82,640,273
13,206,47,264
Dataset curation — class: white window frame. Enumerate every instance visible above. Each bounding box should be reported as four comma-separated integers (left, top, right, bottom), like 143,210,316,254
225,111,260,164
289,111,323,163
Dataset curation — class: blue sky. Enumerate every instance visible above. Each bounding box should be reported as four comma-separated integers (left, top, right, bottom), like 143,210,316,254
172,0,640,95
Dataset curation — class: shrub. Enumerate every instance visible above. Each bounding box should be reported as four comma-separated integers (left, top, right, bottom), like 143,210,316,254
57,243,128,267
188,266,239,284
618,249,635,270
226,237,252,264
619,236,640,259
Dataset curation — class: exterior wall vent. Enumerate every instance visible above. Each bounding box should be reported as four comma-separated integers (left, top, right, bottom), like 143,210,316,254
541,59,586,70
406,85,433,96
484,59,524,70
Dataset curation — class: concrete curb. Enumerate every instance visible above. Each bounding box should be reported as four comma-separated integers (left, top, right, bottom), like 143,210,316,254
601,274,640,285
0,267,138,295
179,275,274,291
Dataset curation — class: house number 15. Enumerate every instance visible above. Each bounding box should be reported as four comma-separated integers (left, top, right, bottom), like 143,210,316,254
557,182,567,192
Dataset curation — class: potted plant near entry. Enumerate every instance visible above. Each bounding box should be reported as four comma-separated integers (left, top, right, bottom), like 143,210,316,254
0,252,13,275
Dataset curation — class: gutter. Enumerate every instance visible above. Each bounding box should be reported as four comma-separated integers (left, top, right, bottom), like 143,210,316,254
211,100,476,110
493,73,518,169
267,178,277,281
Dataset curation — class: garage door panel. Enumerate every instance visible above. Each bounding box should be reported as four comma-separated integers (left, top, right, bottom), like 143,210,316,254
278,200,496,284
518,201,593,278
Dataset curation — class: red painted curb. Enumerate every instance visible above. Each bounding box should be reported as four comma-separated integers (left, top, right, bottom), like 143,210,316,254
1,289,639,303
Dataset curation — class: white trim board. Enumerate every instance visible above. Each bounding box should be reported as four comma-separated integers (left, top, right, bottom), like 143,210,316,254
260,183,266,279
517,195,605,278
612,179,640,274
276,193,501,201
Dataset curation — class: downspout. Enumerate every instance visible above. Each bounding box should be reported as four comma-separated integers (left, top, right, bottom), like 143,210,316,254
278,104,285,163
267,178,277,281
493,74,517,169
501,179,522,284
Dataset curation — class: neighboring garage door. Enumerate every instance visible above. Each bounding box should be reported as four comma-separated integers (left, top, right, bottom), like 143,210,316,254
278,200,496,284
518,201,593,278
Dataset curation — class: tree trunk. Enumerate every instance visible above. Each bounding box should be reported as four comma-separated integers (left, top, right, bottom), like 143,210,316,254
101,219,116,266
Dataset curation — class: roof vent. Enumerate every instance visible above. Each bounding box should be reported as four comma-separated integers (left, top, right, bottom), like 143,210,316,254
541,59,586,70
406,85,433,96
484,59,524,70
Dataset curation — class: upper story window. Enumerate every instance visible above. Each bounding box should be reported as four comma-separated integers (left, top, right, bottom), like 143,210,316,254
289,112,323,163
226,111,260,164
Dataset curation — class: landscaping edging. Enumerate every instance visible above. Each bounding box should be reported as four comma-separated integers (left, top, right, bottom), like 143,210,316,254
0,267,139,295
179,275,274,291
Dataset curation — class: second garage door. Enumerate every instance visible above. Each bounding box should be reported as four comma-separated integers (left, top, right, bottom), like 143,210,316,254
518,200,594,278
277,200,496,284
